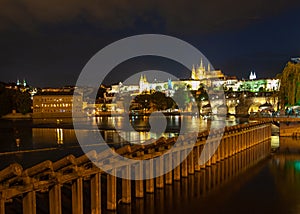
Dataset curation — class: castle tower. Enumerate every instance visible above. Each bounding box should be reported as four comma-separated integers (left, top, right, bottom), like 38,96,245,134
191,64,197,80
168,78,173,90
197,58,206,79
139,74,149,93
249,71,256,80
200,58,204,70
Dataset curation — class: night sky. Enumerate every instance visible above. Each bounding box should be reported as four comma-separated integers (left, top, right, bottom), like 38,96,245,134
0,0,300,87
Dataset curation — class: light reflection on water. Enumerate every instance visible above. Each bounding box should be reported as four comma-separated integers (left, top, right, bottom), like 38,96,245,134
0,115,238,153
115,137,300,214
1,118,300,213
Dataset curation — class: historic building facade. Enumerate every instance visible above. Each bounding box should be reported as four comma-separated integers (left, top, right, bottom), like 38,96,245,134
33,91,83,118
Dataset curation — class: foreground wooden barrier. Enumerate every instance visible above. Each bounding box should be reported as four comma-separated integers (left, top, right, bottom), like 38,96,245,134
0,122,271,213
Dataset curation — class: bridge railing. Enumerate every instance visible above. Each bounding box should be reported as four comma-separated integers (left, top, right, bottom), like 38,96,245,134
0,122,271,214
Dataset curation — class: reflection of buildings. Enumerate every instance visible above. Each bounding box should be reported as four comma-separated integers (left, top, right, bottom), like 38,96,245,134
56,128,63,145
33,90,83,118
32,127,78,146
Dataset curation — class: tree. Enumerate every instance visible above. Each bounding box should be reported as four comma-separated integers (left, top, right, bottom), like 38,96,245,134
279,62,300,107
0,86,13,116
133,92,176,111
173,87,190,110
151,91,169,110
15,91,32,114
155,85,162,91
133,94,151,110
0,86,32,115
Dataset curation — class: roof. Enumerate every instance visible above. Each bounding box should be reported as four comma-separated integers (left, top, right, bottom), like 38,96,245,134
34,91,81,96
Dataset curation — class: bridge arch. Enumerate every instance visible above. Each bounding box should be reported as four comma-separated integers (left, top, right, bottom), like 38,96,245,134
248,102,262,114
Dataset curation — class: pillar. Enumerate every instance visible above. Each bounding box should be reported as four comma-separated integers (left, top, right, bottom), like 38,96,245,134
23,191,36,214
122,166,131,204
145,159,154,193
155,157,164,189
107,171,117,210
165,153,173,184
49,184,62,214
135,162,144,198
194,146,201,171
181,149,188,177
173,151,181,181
90,173,101,214
72,178,83,214
188,150,195,174
0,197,4,214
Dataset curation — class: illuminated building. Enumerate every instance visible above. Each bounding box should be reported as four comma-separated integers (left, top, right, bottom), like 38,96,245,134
139,74,150,93
249,71,257,80
33,91,83,118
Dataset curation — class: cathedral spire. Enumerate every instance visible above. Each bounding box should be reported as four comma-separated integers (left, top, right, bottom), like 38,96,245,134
200,58,204,70
191,64,196,79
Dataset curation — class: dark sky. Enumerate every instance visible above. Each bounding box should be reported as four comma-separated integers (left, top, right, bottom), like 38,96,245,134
0,0,300,87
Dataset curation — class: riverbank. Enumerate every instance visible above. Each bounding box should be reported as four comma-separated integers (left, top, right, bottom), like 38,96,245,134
1,113,32,119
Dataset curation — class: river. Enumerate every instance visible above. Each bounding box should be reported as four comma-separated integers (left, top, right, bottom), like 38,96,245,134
1,116,300,214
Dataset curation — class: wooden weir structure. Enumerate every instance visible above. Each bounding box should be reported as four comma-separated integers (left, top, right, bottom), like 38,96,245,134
0,122,271,214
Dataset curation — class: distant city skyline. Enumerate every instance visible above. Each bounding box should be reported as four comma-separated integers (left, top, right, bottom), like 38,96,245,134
0,1,300,87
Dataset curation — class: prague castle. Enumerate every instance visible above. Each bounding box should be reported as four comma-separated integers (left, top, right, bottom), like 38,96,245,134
190,58,224,80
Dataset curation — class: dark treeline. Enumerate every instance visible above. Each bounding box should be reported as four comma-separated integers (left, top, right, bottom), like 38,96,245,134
0,83,32,116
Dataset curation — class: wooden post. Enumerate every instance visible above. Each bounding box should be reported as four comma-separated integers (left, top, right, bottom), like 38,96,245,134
165,153,173,185
107,171,117,210
72,178,83,214
0,195,5,214
90,173,101,214
205,141,212,167
224,137,229,159
49,184,62,214
145,159,154,193
194,146,201,171
181,150,188,177
156,157,164,189
122,166,131,204
23,191,36,214
135,162,144,198
200,144,206,169
210,141,217,165
173,151,181,181
188,149,195,174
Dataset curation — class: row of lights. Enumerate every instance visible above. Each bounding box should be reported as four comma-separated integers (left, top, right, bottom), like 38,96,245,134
39,103,72,107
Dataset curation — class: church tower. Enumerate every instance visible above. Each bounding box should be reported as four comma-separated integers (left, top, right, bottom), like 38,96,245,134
191,64,197,80
249,71,256,80
197,58,206,79
139,74,149,93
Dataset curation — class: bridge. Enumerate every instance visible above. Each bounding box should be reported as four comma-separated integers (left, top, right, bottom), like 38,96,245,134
0,122,271,214
225,92,278,115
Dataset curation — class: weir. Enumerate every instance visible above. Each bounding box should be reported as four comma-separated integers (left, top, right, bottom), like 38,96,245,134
0,122,271,213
